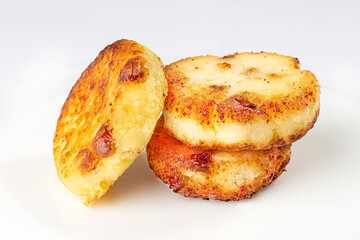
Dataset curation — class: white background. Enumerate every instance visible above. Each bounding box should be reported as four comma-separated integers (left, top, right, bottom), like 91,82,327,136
0,0,359,239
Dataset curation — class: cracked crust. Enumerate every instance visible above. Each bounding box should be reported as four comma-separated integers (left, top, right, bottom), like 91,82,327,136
164,52,320,150
147,117,291,201
53,39,167,205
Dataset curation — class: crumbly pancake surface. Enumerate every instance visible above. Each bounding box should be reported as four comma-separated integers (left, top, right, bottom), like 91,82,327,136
164,52,320,150
53,39,167,205
147,117,291,201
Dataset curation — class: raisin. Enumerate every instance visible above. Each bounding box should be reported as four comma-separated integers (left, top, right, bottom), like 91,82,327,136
92,124,116,158
78,148,100,172
119,57,146,83
189,152,212,172
234,96,256,109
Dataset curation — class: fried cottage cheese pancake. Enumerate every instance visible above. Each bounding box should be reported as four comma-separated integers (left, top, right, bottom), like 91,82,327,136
53,40,167,205
164,53,320,151
147,117,291,201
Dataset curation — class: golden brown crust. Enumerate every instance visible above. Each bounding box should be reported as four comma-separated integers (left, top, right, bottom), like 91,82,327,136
164,52,320,150
53,39,167,204
55,39,143,174
147,117,291,201
56,40,144,134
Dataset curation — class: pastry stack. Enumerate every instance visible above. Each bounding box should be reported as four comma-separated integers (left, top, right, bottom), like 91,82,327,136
53,39,320,204
147,53,320,200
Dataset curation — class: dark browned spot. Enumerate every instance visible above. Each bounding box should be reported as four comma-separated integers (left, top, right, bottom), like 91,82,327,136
78,148,100,172
266,73,283,79
197,165,210,173
168,176,182,191
168,174,189,192
132,50,143,55
293,57,300,69
92,124,116,158
275,139,286,145
210,85,227,93
221,53,238,59
217,62,232,70
234,95,257,109
218,114,224,120
243,67,260,76
189,152,212,173
119,56,147,83
274,102,280,112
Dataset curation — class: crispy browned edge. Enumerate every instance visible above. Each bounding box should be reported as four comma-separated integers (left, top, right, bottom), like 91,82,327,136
163,52,320,151
147,117,291,201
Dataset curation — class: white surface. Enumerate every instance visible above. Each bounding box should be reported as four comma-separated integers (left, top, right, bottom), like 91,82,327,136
1,1,360,239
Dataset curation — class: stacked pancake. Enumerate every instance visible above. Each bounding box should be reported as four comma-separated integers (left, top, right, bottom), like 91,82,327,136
147,53,320,200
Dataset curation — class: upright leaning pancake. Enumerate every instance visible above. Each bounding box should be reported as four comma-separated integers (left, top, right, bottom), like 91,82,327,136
164,53,320,151
53,39,167,205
